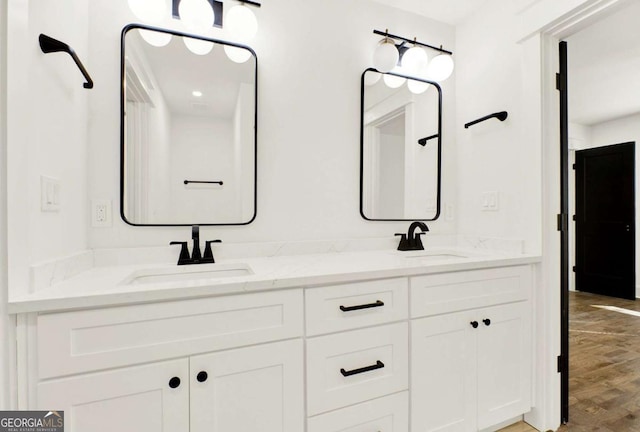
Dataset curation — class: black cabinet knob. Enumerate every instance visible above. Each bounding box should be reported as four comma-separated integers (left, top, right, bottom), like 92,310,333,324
470,321,479,329
197,371,208,383
168,377,181,389
483,319,491,326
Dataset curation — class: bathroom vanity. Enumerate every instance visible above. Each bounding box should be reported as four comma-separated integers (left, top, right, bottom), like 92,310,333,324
10,248,538,432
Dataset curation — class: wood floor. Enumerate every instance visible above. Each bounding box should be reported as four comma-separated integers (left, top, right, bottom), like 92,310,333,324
500,291,640,432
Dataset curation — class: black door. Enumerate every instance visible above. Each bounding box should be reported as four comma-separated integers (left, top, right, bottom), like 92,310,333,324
575,142,635,300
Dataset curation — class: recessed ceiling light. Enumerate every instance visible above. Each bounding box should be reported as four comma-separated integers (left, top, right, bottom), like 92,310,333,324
192,90,203,97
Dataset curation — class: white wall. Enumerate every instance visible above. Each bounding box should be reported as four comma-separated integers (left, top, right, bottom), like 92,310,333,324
455,1,541,253
0,0,10,410
169,116,238,222
86,0,457,248
5,1,89,298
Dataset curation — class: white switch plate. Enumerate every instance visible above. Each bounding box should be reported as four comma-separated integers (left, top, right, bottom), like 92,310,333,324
92,199,112,227
41,176,60,212
445,203,454,221
481,191,499,211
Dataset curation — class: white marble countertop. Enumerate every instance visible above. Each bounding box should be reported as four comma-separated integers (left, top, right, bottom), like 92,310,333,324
8,247,541,314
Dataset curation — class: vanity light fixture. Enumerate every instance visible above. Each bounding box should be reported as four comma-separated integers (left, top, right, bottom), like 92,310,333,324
372,29,454,86
226,3,259,41
178,0,215,33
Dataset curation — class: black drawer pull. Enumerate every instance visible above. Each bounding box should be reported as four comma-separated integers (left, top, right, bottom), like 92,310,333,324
483,319,491,326
339,300,384,312
168,377,181,389
340,360,385,377
470,321,479,329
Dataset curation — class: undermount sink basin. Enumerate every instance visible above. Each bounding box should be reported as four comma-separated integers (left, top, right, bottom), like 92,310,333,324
400,251,468,260
122,264,253,285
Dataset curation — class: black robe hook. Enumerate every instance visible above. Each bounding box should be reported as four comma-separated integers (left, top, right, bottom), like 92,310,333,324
464,111,508,129
39,34,94,89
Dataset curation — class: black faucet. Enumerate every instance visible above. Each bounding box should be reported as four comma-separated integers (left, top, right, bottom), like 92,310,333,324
170,225,222,265
395,221,429,251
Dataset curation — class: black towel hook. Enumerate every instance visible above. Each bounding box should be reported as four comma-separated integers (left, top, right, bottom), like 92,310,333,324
464,111,508,129
39,34,94,89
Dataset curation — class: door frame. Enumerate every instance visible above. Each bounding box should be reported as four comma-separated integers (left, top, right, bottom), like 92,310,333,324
519,1,630,430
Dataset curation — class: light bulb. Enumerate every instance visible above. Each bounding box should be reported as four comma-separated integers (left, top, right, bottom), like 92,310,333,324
427,54,454,81
128,0,167,23
192,90,203,97
373,38,399,73
184,37,214,55
383,67,406,89
226,5,258,41
401,46,428,75
408,79,431,94
224,45,252,63
179,0,214,33
364,71,382,86
139,29,172,47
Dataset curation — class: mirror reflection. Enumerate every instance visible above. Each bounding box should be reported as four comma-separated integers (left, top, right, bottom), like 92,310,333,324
360,69,441,221
121,25,256,226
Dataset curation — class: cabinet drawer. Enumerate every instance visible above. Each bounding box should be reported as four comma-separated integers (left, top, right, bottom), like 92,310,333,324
411,265,532,318
38,289,303,379
305,278,408,336
306,322,408,416
308,391,408,432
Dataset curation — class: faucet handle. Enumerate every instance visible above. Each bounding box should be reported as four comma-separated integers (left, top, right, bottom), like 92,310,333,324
395,233,409,251
202,240,222,264
170,241,191,265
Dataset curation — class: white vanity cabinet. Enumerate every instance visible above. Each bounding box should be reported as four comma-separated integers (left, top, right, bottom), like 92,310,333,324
22,262,536,432
38,340,303,432
410,266,533,432
33,289,305,432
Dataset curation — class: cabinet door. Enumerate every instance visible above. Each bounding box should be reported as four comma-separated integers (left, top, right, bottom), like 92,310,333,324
37,359,189,432
411,312,477,432
190,339,304,432
476,302,531,429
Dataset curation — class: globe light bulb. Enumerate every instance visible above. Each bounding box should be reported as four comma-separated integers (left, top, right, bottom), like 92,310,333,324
401,46,428,75
179,0,215,33
383,66,407,89
224,45,252,63
373,38,399,73
184,37,214,55
226,4,258,41
128,0,167,23
427,54,454,81
139,29,172,47
364,71,382,86
408,79,431,95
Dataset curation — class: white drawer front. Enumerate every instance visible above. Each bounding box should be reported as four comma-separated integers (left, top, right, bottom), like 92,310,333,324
38,289,303,379
308,391,408,432
305,278,408,336
306,322,408,416
411,265,532,318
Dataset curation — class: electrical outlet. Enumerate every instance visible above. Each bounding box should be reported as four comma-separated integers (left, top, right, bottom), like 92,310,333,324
92,199,112,227
41,176,60,212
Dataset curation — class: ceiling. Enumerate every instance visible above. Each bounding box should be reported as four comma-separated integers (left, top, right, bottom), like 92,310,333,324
368,0,489,25
128,29,255,119
567,0,640,125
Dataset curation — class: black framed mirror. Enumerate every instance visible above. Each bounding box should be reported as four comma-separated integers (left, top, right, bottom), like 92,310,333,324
120,24,257,226
360,68,442,221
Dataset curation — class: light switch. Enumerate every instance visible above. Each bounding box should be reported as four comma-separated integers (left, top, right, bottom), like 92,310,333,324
41,176,60,212
481,191,499,211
